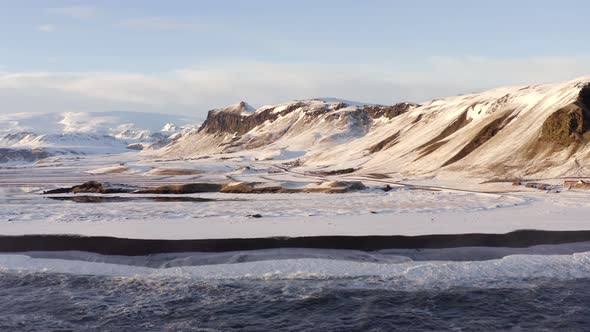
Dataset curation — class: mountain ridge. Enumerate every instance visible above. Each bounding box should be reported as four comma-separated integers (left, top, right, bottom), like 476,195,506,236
158,77,590,179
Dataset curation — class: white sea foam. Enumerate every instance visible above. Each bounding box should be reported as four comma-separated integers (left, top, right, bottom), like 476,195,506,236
2,251,590,289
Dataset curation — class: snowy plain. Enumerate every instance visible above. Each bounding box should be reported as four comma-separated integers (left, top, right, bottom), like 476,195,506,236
1,151,589,240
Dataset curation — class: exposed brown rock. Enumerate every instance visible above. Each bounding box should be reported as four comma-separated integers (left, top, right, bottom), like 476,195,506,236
220,182,288,193
136,183,223,194
415,110,472,157
415,140,448,160
325,181,366,190
220,181,366,194
363,103,417,119
442,112,513,167
412,114,424,124
318,168,357,176
72,181,105,193
366,173,391,179
74,181,133,194
539,103,590,147
44,180,367,196
368,131,400,153
525,84,590,157
147,168,204,176
332,102,349,110
198,101,304,136
197,101,416,143
44,181,133,194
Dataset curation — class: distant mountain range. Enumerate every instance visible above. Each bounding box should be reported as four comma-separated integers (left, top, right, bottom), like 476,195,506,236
0,111,198,163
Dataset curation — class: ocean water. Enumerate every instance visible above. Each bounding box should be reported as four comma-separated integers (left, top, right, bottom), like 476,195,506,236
1,273,589,331
2,250,590,331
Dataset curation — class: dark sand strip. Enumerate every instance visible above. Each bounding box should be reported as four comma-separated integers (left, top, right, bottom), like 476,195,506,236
47,196,215,203
2,230,590,255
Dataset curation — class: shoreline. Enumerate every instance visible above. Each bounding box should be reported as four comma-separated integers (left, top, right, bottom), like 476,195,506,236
3,229,590,255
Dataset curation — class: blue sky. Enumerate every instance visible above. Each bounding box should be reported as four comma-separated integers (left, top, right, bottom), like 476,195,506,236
1,0,590,117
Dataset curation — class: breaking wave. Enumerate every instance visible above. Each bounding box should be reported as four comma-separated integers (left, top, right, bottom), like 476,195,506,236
2,248,590,290
3,248,590,330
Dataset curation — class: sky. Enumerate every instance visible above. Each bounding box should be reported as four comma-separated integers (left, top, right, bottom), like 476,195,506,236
1,0,590,118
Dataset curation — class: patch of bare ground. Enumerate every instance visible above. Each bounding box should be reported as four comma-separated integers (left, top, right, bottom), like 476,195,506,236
318,168,357,176
44,180,368,196
442,111,514,167
415,140,447,160
414,110,472,160
412,114,423,124
220,182,290,193
146,168,204,176
365,173,392,179
363,103,416,119
43,181,134,194
221,181,366,194
136,183,223,194
406,187,442,192
368,131,400,153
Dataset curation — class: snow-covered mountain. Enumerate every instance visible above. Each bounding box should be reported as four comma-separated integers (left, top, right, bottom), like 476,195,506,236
0,111,198,135
0,111,198,163
159,77,590,179
160,99,413,156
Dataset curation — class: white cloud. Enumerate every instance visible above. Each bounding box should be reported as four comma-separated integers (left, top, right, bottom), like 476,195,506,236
118,18,197,31
37,24,55,33
0,57,589,119
423,55,590,89
49,6,98,19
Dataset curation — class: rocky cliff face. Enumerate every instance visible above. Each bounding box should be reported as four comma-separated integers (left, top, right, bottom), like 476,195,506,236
161,99,417,157
538,84,590,148
363,103,418,119
197,101,416,136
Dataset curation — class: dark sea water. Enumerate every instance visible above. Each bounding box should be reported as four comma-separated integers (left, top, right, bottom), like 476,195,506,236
1,272,590,331
2,248,590,331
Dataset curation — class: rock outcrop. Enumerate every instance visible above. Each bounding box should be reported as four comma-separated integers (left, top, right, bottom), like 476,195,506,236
0,148,51,163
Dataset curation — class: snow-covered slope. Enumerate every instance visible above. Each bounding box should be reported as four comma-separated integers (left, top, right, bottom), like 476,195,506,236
0,111,199,162
159,77,590,179
160,99,414,157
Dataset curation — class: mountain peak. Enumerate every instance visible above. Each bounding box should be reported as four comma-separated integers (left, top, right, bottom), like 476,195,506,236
214,101,256,115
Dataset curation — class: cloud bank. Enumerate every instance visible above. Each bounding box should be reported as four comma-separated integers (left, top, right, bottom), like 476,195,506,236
1,56,589,120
